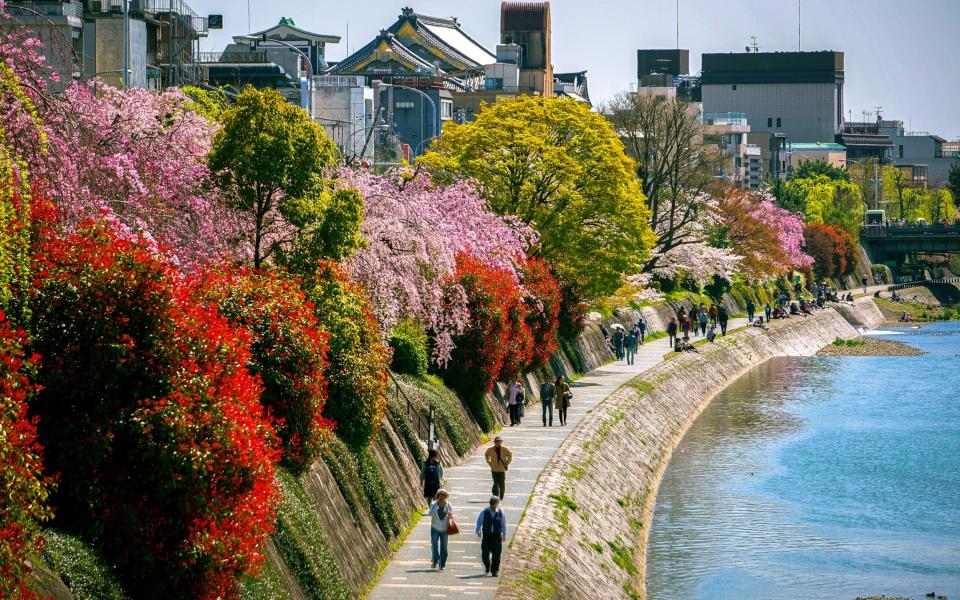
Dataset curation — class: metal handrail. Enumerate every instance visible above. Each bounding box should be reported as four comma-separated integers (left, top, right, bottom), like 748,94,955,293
388,371,435,451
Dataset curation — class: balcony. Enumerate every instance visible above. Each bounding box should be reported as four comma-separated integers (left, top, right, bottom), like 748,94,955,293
703,112,747,126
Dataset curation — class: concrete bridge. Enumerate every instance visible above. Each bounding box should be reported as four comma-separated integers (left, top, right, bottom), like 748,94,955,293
862,223,960,261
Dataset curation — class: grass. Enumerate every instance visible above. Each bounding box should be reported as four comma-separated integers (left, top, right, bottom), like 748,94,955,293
548,492,578,512
832,337,865,347
40,529,127,600
606,541,638,576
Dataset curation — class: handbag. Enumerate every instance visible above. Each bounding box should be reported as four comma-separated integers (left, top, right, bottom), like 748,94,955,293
446,518,460,535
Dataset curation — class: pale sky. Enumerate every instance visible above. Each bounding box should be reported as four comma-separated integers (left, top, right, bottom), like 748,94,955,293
188,0,960,139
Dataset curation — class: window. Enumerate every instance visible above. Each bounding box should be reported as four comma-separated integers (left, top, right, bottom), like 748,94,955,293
899,145,904,158
485,78,503,90
767,117,773,127
395,100,415,109
732,84,737,91
441,100,453,120
776,117,782,128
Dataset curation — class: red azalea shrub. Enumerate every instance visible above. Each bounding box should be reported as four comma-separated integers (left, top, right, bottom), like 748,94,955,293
803,222,858,279
303,261,390,449
28,221,280,599
193,267,333,473
520,258,562,370
443,254,531,431
0,311,50,599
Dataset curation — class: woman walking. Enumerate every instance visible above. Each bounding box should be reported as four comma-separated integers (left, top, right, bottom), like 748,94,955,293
429,489,455,571
555,376,572,426
420,449,443,505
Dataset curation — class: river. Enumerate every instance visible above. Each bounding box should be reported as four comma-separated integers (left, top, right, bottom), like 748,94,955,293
646,321,960,600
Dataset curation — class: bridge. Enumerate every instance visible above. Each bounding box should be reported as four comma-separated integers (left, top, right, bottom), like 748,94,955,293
861,223,960,264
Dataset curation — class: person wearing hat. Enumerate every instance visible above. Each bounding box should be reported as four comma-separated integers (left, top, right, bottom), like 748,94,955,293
475,496,507,576
428,489,454,571
484,436,512,500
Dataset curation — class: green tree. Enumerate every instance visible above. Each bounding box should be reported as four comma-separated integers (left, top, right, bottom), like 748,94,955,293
209,87,363,270
948,163,960,211
782,175,864,241
789,159,850,182
182,85,231,122
420,95,655,299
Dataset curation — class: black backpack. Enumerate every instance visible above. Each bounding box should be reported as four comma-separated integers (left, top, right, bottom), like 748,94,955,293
424,461,441,491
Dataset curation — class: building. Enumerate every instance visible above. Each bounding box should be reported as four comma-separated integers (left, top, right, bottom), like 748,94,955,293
7,0,209,89
702,51,844,144
747,131,788,181
637,48,689,78
329,7,495,156
500,1,552,97
878,120,960,186
201,18,340,106
838,120,893,163
311,75,375,164
702,112,756,189
786,142,848,173
634,49,700,102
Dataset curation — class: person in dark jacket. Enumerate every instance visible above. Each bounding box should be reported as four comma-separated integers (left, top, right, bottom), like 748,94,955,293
613,327,625,360
420,449,443,504
667,317,678,348
718,304,729,336
475,496,507,576
540,379,555,427
746,300,756,323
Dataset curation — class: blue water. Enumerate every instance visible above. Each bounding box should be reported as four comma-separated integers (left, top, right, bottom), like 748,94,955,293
647,321,960,600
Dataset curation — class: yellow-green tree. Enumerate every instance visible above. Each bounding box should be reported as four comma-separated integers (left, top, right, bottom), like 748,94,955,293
782,175,864,241
420,95,654,299
881,165,957,223
209,87,363,270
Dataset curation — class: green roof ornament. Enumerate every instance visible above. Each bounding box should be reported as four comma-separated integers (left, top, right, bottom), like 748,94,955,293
279,17,296,27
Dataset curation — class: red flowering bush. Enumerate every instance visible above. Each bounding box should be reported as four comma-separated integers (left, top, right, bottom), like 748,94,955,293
0,311,50,599
803,222,858,279
29,221,280,599
193,267,333,473
520,258,562,370
443,254,532,431
303,261,390,449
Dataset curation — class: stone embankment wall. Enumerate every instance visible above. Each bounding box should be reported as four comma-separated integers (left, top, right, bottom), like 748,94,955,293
496,299,883,600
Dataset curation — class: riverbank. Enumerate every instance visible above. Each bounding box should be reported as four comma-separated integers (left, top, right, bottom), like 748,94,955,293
817,336,926,356
495,299,884,600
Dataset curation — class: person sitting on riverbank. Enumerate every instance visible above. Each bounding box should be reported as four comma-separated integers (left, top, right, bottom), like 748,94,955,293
678,335,698,352
901,311,914,322
752,317,769,330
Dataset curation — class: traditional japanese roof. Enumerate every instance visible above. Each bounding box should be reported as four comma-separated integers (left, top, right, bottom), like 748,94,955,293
330,7,494,77
239,18,341,45
838,133,894,148
554,70,590,104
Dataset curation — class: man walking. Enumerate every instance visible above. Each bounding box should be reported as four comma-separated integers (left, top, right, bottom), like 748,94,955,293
613,327,625,360
635,318,646,345
540,379,555,427
746,299,756,324
476,497,507,577
625,329,638,365
718,304,729,336
485,436,512,499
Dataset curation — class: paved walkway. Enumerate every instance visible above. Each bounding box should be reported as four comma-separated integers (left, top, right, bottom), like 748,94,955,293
368,318,747,600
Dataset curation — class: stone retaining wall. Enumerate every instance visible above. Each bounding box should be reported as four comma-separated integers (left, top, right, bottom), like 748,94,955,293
496,299,883,600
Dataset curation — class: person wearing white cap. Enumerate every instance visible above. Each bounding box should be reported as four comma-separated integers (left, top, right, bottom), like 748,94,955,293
484,436,512,499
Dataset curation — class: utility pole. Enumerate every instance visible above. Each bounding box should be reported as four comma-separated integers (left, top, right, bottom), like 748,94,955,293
122,0,129,87
675,0,679,50
798,0,801,51
872,163,881,210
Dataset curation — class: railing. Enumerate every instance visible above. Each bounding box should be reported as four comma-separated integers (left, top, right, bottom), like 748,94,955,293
197,51,269,64
703,112,747,126
85,0,207,34
888,276,960,291
313,75,366,87
389,371,434,451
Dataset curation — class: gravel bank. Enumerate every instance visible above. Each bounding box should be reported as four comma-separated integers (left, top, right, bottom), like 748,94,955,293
817,337,926,356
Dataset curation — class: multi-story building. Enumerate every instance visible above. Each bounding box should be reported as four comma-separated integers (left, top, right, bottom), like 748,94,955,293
747,131,788,181
786,142,848,173
838,120,893,164
6,0,209,89
702,51,844,144
634,49,700,101
878,120,960,186
702,111,756,189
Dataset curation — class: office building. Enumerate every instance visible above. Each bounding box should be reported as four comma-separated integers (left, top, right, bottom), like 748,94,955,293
702,51,844,144
879,120,960,186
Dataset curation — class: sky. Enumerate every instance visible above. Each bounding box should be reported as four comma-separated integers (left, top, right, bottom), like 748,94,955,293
187,0,960,139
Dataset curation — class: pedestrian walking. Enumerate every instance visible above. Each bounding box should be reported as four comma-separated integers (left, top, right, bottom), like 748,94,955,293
420,449,443,505
540,379,555,427
690,307,700,336
428,489,454,571
667,317,678,348
475,496,507,577
636,318,646,345
485,436,512,499
698,309,708,338
708,303,719,327
746,300,756,324
764,303,772,322
507,379,523,426
613,327,625,360
625,329,638,365
556,376,572,425
862,275,868,294
680,314,691,338
718,304,729,336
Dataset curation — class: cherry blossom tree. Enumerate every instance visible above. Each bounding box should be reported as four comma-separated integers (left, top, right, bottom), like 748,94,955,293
341,168,535,363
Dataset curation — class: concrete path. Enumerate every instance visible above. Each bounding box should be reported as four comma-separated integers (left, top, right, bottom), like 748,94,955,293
368,318,747,600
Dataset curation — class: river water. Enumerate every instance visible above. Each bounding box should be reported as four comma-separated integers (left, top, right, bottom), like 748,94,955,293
647,321,960,600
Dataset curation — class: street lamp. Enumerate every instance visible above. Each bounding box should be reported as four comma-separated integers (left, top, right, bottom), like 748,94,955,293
372,80,441,154
237,34,314,119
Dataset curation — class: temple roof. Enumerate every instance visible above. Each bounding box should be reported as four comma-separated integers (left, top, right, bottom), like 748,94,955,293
330,7,494,77
238,18,341,45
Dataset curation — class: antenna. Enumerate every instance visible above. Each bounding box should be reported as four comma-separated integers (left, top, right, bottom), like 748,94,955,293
798,0,801,51
748,36,759,53
247,0,251,34
676,0,679,50
874,106,883,123
346,21,350,55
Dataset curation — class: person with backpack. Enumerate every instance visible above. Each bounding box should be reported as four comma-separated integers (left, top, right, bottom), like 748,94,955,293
475,496,507,577
428,489,455,571
555,376,572,426
484,436,512,499
420,449,443,505
708,303,719,327
540,379,555,427
717,304,729,336
746,299,756,324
